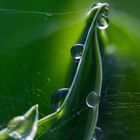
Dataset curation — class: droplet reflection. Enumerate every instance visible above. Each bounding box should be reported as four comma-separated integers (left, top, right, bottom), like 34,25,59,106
96,15,109,30
86,91,100,109
71,44,84,62
51,88,69,110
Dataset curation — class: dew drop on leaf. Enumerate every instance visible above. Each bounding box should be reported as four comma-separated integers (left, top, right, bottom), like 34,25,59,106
86,91,100,109
51,88,69,110
97,15,109,30
70,44,84,62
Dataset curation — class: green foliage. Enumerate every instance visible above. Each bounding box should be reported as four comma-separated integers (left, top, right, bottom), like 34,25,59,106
0,0,140,140
0,2,109,140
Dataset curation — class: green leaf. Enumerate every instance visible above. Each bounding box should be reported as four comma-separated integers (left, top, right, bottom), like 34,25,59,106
1,0,140,140
36,3,109,140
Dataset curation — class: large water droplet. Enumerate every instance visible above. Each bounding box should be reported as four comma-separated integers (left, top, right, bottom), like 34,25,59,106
96,6,109,30
70,44,84,62
97,15,109,30
86,91,100,108
51,88,69,110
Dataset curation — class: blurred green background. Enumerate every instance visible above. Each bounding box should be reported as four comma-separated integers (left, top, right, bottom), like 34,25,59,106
0,0,140,139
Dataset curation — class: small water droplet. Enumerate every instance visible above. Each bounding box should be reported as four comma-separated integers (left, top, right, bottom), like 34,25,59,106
95,127,103,140
70,44,84,62
86,91,100,108
96,15,109,30
97,15,109,30
51,88,69,110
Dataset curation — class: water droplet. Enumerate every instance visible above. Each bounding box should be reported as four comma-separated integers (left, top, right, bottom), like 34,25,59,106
95,127,103,140
97,15,109,30
86,91,100,108
51,88,69,110
70,44,84,62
